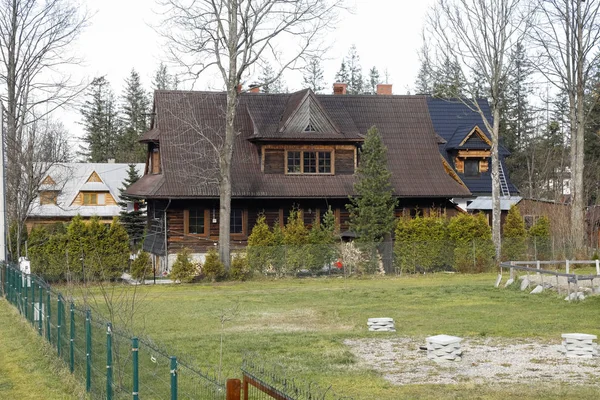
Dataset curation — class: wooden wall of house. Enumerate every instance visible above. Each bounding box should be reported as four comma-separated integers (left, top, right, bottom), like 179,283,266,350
157,198,463,254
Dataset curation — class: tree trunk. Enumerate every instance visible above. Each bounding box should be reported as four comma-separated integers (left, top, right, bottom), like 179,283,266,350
491,107,501,261
218,0,239,270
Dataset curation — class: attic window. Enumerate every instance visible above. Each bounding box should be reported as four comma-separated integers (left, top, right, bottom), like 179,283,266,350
304,123,317,132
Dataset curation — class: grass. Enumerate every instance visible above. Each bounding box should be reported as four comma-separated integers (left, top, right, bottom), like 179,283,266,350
0,298,86,400
75,273,600,399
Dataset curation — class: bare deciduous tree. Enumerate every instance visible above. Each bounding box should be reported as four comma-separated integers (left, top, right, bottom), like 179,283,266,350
531,0,600,251
426,0,531,260
0,0,87,257
158,0,342,268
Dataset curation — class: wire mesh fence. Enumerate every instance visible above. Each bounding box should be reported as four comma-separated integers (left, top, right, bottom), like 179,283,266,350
0,262,228,400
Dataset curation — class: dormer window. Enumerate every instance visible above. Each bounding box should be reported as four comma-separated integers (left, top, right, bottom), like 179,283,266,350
304,123,317,132
464,159,480,177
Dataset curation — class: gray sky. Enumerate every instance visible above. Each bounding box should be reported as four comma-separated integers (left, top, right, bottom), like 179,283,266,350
65,0,435,147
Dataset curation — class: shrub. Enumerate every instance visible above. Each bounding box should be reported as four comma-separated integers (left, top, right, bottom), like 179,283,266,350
283,208,309,272
394,212,450,273
247,214,274,273
230,253,251,281
270,221,285,276
131,251,152,281
171,248,196,283
203,247,225,282
529,216,551,260
448,213,495,273
501,205,527,262
306,207,338,272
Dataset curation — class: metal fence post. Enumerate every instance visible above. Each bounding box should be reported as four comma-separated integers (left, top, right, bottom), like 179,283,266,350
46,291,51,343
30,280,35,325
132,337,139,400
57,296,62,357
85,309,92,393
24,275,28,320
38,283,43,336
170,356,178,400
107,323,113,400
70,303,75,373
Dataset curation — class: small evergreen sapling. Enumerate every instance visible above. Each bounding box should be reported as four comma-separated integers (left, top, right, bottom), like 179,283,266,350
247,214,274,273
283,208,309,272
131,251,152,281
171,248,196,283
529,216,551,260
203,247,225,282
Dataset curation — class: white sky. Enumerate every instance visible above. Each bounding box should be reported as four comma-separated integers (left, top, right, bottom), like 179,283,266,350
64,0,436,147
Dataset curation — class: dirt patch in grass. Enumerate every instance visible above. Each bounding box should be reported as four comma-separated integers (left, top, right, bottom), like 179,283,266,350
230,309,354,333
345,337,600,386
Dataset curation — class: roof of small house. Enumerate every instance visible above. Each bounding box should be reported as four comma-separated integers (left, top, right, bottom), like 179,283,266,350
127,90,472,199
29,163,144,218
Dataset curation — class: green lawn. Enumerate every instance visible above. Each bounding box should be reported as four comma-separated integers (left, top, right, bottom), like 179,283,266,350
0,299,86,400
80,273,600,399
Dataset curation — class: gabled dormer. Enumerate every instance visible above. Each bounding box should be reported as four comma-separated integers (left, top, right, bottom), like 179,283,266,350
277,89,341,136
446,125,492,178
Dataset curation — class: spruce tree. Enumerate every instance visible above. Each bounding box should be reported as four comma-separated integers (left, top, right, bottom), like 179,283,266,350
152,62,176,91
368,67,380,94
80,76,121,162
118,164,146,250
415,40,434,95
345,45,364,94
302,57,326,93
118,69,149,163
259,62,285,93
432,56,464,99
335,61,349,84
347,126,397,271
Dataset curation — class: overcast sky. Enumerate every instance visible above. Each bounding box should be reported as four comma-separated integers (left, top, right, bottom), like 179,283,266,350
65,0,436,148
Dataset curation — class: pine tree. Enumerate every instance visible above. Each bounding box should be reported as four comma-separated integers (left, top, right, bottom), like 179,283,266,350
501,205,527,261
80,76,121,162
259,62,285,93
302,57,326,93
347,126,397,272
118,164,146,250
118,69,149,163
368,67,380,95
152,62,176,91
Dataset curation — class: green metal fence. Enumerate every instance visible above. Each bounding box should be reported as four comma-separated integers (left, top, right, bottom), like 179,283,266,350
0,263,226,400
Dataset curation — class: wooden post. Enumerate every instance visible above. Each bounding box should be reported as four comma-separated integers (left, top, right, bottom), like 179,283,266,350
596,259,599,275
226,379,241,400
566,259,570,274
243,375,249,400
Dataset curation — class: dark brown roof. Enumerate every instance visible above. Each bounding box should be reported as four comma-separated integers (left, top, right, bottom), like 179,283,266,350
127,90,471,199
139,128,160,143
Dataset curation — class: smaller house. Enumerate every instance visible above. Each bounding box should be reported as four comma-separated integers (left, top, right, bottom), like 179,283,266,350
27,163,144,230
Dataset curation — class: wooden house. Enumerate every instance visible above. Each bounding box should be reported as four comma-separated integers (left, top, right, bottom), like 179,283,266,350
27,163,144,230
127,84,517,268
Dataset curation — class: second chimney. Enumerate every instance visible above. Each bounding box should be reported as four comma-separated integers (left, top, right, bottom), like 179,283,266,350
333,82,348,95
249,84,260,93
376,84,393,95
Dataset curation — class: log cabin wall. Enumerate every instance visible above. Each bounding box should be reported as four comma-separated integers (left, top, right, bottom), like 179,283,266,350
158,198,463,254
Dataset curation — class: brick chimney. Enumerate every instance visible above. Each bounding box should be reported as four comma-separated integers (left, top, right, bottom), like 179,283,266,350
236,84,242,93
249,84,260,93
376,84,392,95
333,82,348,95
